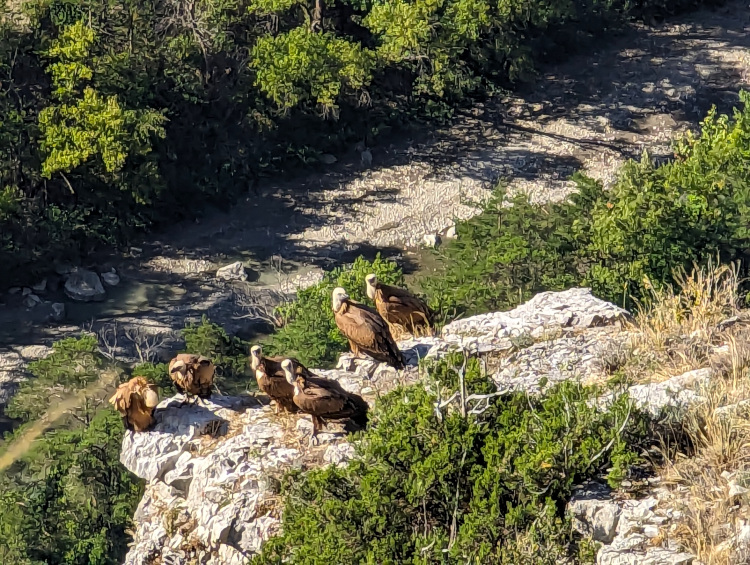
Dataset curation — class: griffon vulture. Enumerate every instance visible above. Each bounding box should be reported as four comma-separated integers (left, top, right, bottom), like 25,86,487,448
168,353,215,403
282,359,368,445
109,376,160,432
365,273,434,336
249,345,313,381
332,287,405,369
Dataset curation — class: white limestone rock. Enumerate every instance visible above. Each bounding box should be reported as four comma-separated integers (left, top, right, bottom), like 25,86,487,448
627,368,712,419
568,482,621,544
216,261,248,281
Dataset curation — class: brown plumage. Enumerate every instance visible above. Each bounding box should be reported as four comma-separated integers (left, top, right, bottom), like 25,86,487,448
109,376,160,432
332,287,405,369
365,274,434,337
282,359,369,445
254,364,298,414
168,353,215,402
249,345,313,380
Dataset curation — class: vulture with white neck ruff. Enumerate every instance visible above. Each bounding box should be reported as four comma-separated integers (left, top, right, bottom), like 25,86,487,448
332,287,405,369
365,273,434,336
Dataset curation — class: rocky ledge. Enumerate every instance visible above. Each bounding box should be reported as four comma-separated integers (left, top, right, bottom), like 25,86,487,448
121,289,713,565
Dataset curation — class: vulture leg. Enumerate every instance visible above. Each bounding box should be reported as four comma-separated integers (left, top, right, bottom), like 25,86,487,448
308,416,321,446
349,340,360,358
274,401,280,415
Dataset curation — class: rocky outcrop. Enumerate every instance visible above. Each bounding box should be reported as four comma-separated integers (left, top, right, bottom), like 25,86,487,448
570,485,696,565
0,345,52,406
216,262,247,282
121,288,712,564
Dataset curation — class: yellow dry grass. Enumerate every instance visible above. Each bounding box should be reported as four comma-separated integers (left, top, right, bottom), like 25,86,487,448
621,260,742,384
658,332,750,563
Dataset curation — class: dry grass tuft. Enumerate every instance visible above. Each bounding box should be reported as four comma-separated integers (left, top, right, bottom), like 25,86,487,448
618,260,742,384
662,335,750,564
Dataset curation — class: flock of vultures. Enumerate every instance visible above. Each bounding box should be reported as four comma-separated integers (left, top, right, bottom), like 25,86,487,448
109,275,434,445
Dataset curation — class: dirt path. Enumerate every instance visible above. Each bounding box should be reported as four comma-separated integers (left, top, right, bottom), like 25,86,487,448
155,1,750,261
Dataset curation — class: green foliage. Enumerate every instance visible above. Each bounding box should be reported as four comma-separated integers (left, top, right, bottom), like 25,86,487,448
253,357,648,564
132,362,172,394
0,0,718,285
268,254,404,367
422,187,580,318
182,316,251,391
0,409,143,565
5,335,104,424
579,92,750,302
424,93,750,315
251,28,374,113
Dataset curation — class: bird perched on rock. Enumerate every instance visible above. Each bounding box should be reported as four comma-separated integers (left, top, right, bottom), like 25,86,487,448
254,365,298,414
249,345,313,381
250,345,318,413
365,273,434,337
282,359,368,445
109,376,160,432
332,287,405,369
168,354,215,404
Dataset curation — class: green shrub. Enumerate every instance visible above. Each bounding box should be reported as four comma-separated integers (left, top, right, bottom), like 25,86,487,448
425,93,750,315
422,188,580,319
268,254,405,367
0,409,143,565
579,93,750,303
253,357,649,564
5,335,105,424
182,317,252,393
131,362,172,394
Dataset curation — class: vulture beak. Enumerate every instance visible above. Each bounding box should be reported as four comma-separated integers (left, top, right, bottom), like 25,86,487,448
281,359,295,385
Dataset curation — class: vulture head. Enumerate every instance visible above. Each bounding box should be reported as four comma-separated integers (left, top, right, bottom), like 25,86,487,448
281,359,296,385
170,359,187,377
365,274,378,300
143,387,160,409
250,345,263,370
332,287,349,313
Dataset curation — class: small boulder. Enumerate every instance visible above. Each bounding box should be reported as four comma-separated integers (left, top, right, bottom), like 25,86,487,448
101,270,121,286
319,153,337,165
64,268,106,302
50,303,65,322
216,261,247,282
7,287,21,295
22,294,42,308
444,225,457,239
568,482,621,544
422,233,442,248
32,279,47,293
21,287,32,296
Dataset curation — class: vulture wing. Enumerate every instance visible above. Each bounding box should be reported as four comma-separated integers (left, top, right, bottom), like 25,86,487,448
336,302,404,369
192,357,215,398
378,284,433,331
257,372,298,412
294,383,348,418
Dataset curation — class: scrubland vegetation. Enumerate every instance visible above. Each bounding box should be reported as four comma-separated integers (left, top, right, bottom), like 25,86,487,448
0,0,720,283
4,0,750,561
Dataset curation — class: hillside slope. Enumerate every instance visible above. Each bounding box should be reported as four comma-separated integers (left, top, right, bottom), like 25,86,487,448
122,287,746,564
